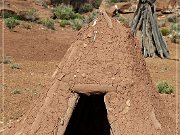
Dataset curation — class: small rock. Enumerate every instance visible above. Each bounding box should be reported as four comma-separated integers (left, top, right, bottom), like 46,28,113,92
126,99,131,107
82,73,86,78
76,69,80,73
111,77,115,80
60,119,64,125
92,19,97,26
83,43,87,48
87,33,93,38
121,106,129,114
74,75,77,78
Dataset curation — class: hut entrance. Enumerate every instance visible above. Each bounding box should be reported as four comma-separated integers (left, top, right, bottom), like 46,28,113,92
64,93,110,135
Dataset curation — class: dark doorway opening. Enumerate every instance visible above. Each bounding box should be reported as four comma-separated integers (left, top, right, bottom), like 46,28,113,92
64,93,111,135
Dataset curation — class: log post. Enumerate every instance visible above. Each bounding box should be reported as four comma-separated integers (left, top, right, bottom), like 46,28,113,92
131,0,170,58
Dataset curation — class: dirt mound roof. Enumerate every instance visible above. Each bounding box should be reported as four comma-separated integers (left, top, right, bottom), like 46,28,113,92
6,15,175,135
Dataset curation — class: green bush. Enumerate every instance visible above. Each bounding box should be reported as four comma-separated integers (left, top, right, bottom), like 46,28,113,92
24,9,39,21
41,18,55,30
93,0,101,9
0,12,23,20
160,29,170,36
170,23,180,32
157,82,174,94
54,4,81,20
111,0,118,3
70,19,83,30
59,20,71,27
5,17,19,30
79,3,93,13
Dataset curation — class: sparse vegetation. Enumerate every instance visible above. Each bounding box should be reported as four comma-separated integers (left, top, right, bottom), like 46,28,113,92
79,3,93,13
115,14,129,25
35,0,48,8
22,22,32,29
83,10,99,24
41,18,55,30
170,23,180,32
93,0,101,9
169,23,180,43
11,89,21,94
54,4,81,20
160,29,170,36
1,56,13,64
1,12,23,20
157,81,174,94
158,21,166,27
5,17,19,31
23,9,39,21
10,63,21,69
168,15,178,23
59,20,71,27
170,32,180,44
70,19,83,30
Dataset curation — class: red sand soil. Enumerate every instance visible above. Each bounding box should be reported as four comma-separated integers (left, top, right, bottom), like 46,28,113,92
1,15,178,135
0,0,179,134
0,19,78,130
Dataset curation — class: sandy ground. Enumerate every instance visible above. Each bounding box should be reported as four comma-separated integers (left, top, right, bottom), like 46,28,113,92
0,0,179,133
0,18,179,128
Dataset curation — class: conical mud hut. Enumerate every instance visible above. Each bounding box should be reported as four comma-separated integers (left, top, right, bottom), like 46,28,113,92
6,15,175,135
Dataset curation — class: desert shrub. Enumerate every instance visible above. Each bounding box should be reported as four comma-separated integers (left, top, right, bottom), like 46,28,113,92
83,10,99,24
168,15,178,23
10,63,21,69
35,0,48,8
70,19,83,30
54,4,81,20
93,0,101,9
22,22,32,29
160,29,170,36
158,21,166,27
170,32,180,44
79,3,93,13
115,14,129,25
111,0,118,3
0,56,12,64
1,12,23,20
23,9,39,21
157,82,174,94
11,89,21,94
5,17,19,30
170,23,180,32
41,18,55,29
59,20,71,27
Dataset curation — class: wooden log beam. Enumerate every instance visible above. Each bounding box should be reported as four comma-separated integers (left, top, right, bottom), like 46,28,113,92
72,84,116,95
